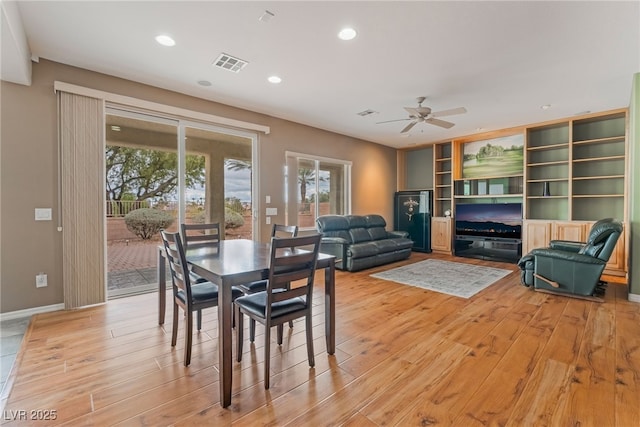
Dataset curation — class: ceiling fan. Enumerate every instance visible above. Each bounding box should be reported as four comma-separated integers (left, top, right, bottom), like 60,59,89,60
377,97,467,133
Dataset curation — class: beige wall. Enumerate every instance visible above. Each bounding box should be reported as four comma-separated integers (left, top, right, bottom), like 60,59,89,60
0,59,398,313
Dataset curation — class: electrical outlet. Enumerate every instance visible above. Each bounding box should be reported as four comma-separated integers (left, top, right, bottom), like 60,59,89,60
36,273,47,288
266,216,271,225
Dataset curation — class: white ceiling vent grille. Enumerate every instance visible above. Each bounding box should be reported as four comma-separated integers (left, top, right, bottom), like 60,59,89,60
213,53,248,73
357,109,379,117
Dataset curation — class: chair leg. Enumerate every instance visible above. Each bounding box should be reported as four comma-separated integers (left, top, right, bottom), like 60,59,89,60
277,324,283,345
184,311,193,366
197,309,202,331
235,305,243,362
171,303,179,347
306,314,315,367
264,324,271,389
250,319,256,342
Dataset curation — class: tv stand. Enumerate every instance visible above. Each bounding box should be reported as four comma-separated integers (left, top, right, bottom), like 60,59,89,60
454,235,521,263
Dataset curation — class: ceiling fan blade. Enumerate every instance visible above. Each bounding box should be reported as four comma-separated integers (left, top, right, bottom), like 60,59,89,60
404,107,420,117
431,107,467,118
425,117,455,129
376,118,412,124
401,121,418,133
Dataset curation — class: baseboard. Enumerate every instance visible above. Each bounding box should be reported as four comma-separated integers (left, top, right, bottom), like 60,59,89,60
0,303,65,321
628,293,640,303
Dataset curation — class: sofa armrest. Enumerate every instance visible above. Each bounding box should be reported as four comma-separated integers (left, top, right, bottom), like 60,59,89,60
549,240,584,253
319,237,348,270
530,248,605,265
529,248,606,296
387,230,409,239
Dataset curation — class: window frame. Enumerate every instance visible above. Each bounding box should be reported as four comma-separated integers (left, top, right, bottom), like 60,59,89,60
285,151,352,229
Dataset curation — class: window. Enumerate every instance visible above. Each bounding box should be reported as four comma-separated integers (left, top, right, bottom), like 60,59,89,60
286,152,351,228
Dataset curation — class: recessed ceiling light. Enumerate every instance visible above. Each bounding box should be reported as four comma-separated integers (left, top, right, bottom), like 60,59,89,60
338,27,357,41
268,75,282,84
155,35,176,47
541,104,551,110
110,125,121,132
197,80,212,87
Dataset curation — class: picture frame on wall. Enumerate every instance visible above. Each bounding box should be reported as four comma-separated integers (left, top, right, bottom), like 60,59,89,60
462,133,524,179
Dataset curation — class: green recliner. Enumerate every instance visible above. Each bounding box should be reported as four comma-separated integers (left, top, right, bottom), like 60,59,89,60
517,218,622,301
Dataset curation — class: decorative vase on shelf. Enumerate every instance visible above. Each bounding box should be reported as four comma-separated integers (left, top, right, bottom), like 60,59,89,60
542,181,551,197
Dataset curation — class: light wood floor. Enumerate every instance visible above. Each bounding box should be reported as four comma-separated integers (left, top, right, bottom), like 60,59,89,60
2,252,640,426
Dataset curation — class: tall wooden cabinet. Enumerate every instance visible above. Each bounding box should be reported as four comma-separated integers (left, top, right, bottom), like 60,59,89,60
430,142,454,253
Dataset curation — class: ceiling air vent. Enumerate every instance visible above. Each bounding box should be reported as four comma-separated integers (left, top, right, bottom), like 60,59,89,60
213,53,248,73
357,109,379,117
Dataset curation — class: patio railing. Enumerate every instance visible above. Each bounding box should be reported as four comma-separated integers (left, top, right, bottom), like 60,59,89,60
106,200,151,217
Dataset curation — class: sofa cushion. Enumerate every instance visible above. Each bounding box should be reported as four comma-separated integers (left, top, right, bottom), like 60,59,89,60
368,227,388,240
348,242,379,259
316,215,352,243
350,228,372,243
389,237,413,250
364,214,387,227
316,215,348,231
372,239,398,253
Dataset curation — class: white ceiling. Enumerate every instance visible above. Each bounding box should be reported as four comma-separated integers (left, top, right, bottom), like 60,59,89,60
3,1,639,148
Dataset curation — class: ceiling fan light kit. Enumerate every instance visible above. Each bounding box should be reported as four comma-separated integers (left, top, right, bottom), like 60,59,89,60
377,96,467,133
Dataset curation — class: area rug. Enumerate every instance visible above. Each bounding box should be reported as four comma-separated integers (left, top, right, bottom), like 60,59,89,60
370,259,512,298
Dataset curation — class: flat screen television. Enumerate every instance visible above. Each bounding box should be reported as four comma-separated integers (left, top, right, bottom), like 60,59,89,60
455,203,522,240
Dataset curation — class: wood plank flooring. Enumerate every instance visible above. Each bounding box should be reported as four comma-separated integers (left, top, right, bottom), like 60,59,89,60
2,252,640,426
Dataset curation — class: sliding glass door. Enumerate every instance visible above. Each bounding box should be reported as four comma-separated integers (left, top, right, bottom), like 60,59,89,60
105,109,256,298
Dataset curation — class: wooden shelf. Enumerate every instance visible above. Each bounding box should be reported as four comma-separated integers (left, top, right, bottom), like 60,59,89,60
527,160,570,167
572,155,625,163
572,175,625,180
573,135,625,145
527,178,567,183
455,194,523,199
528,195,568,199
573,194,623,198
527,142,569,151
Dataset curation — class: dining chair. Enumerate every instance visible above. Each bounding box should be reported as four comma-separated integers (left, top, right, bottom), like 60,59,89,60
180,223,222,284
160,230,243,366
180,222,221,249
237,223,299,338
234,233,322,388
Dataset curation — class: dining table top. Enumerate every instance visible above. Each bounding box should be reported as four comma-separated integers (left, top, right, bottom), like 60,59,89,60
185,238,334,282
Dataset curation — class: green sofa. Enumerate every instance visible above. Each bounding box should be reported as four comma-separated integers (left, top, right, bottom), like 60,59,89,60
316,214,413,272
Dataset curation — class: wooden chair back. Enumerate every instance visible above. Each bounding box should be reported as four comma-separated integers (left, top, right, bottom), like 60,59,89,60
265,234,321,309
180,223,221,249
160,230,192,303
271,224,298,238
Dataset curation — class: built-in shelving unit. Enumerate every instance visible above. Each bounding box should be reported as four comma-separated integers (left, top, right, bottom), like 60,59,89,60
400,108,628,276
454,176,523,201
571,113,626,221
525,111,626,222
525,123,570,220
433,142,452,217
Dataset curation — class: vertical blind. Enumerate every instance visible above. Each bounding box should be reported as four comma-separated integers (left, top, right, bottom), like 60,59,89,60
58,91,106,308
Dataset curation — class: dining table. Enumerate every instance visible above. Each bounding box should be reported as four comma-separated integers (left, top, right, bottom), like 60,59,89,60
157,238,336,408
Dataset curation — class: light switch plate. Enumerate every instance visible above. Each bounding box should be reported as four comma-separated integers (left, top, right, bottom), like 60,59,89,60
266,207,278,216
35,208,52,221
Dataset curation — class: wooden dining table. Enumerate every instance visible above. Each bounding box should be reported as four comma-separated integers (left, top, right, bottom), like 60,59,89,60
157,239,336,408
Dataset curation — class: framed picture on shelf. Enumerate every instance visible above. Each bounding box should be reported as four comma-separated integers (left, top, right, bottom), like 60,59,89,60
462,133,524,179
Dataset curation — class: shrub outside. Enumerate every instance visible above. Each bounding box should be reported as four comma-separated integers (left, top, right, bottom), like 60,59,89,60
124,208,174,240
